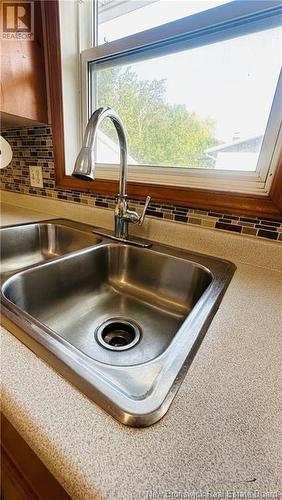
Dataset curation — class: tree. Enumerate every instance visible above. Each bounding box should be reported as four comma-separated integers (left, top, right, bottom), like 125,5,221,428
97,67,216,168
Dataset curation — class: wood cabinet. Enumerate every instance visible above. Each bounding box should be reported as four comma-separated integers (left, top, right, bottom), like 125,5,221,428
1,414,70,499
1,0,49,126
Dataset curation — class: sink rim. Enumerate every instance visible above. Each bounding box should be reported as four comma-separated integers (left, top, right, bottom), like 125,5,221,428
1,219,236,427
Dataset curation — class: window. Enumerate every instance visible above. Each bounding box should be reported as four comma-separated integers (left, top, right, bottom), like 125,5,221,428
91,26,281,176
79,1,282,195
44,0,282,218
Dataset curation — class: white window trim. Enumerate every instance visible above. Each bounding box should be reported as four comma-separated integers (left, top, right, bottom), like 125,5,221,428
80,0,282,195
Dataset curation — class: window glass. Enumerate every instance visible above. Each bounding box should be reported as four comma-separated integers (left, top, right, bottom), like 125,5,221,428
91,25,281,171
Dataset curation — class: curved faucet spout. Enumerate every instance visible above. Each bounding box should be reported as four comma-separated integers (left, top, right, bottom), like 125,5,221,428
72,107,128,196
72,106,150,240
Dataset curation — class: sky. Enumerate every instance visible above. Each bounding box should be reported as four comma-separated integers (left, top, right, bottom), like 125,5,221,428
98,0,282,142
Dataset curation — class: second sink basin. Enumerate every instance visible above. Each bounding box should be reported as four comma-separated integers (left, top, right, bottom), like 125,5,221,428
0,220,101,274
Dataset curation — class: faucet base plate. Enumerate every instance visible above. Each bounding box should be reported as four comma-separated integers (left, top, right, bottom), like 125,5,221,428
92,230,152,248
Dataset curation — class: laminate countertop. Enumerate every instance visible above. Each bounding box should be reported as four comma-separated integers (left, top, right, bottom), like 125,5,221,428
1,199,282,500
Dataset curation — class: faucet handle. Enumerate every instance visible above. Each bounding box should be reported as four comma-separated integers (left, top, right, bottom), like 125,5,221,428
138,196,151,225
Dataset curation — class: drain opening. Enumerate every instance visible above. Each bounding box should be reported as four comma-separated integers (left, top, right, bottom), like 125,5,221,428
96,318,141,351
103,322,135,347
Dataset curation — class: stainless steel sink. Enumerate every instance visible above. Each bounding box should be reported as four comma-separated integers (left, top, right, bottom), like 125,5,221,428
0,220,102,274
1,222,236,426
2,244,211,365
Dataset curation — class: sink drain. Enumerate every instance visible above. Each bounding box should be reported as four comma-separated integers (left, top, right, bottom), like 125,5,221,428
95,318,141,351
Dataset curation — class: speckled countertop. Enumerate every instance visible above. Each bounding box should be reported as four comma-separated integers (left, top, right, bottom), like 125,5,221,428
1,198,282,500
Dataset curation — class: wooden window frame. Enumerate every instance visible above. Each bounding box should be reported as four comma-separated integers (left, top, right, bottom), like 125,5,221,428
43,0,282,221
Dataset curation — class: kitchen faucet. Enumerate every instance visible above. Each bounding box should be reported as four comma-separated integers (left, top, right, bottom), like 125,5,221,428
72,106,151,240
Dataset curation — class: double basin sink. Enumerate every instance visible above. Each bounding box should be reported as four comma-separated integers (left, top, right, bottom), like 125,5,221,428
1,219,235,426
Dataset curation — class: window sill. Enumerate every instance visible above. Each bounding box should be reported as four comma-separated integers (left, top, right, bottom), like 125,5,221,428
56,163,282,221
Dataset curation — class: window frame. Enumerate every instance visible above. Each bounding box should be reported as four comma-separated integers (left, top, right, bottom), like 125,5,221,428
43,0,282,220
83,0,282,193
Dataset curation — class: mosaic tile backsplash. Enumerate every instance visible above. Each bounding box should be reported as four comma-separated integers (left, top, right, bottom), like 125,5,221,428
1,126,282,242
